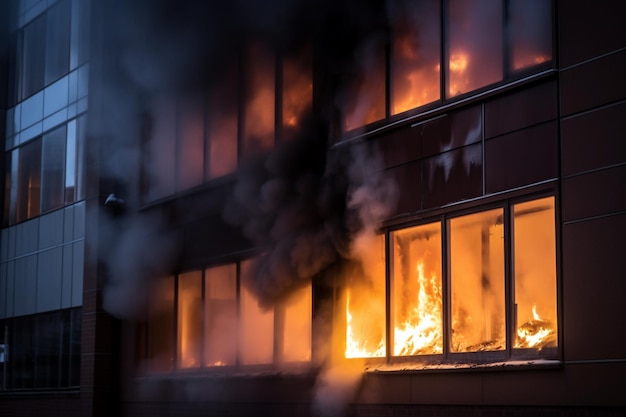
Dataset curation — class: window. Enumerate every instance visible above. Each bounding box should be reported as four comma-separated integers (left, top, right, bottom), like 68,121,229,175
3,116,86,226
341,0,553,131
12,0,72,102
0,308,81,391
142,260,312,373
347,196,558,362
143,45,313,202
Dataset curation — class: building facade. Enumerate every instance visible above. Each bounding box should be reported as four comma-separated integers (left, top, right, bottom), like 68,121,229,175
0,0,625,416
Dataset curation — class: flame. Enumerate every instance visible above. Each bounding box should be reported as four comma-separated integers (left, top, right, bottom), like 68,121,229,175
515,304,556,349
345,290,385,358
447,51,470,97
391,31,440,114
393,261,442,356
513,54,550,71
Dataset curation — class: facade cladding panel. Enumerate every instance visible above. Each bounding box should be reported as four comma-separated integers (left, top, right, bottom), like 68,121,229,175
0,1,625,417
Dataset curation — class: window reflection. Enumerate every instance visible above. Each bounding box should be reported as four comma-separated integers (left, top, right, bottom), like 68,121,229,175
177,95,205,190
343,40,386,131
146,276,175,373
449,208,505,352
282,47,313,141
207,69,238,180
243,43,275,157
390,0,441,114
447,0,503,97
239,260,274,365
41,125,66,213
16,139,42,222
509,0,553,71
177,271,203,368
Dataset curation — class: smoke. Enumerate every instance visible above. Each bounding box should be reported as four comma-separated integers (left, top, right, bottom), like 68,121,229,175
312,359,365,417
93,0,398,413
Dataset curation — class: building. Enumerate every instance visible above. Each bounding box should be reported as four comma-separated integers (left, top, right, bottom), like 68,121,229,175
0,0,625,416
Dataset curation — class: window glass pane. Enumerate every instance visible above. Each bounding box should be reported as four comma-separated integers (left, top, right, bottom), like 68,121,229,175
22,14,46,98
449,208,505,352
8,316,36,389
8,33,21,106
75,115,86,201
509,0,552,71
146,276,175,373
70,0,90,69
45,0,71,84
343,40,386,131
176,271,202,369
207,68,238,180
65,120,76,204
34,312,61,388
146,97,176,201
16,139,42,222
239,260,274,365
448,0,503,97
3,152,16,227
391,222,443,356
69,307,81,386
177,96,205,190
513,197,557,349
345,234,386,359
243,43,275,157
281,283,312,362
204,264,237,366
282,47,313,140
390,0,441,114
41,125,66,213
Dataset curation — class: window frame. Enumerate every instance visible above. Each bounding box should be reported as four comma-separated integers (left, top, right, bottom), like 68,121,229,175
382,192,560,365
340,0,555,135
141,259,314,374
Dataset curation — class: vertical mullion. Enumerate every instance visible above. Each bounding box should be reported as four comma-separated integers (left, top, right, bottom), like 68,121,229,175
235,262,241,367
200,269,206,368
504,202,514,357
173,274,179,370
384,230,391,360
441,216,451,360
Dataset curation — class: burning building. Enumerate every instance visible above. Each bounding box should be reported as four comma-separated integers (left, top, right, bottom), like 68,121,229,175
0,0,625,416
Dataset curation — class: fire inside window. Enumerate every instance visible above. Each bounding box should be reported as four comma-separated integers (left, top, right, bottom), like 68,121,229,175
143,260,312,372
344,0,553,130
345,196,557,360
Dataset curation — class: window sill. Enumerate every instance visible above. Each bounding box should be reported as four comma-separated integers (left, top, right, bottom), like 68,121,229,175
364,359,563,374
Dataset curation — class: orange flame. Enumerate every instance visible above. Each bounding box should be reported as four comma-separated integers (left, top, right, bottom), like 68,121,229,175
345,289,385,359
515,304,556,349
393,261,442,356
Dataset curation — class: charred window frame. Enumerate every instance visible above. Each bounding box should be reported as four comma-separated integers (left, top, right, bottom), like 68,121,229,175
347,194,559,364
0,307,81,391
341,0,554,132
140,259,313,373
